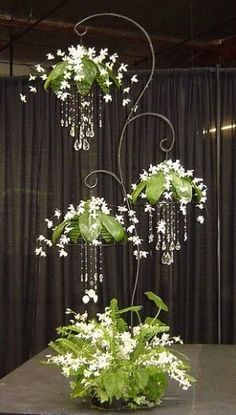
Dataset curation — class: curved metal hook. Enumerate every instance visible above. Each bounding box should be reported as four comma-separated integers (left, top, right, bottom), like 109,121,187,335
84,169,122,190
74,26,88,37
128,112,176,156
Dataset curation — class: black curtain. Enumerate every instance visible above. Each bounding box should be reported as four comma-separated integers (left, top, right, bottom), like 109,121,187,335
0,68,234,378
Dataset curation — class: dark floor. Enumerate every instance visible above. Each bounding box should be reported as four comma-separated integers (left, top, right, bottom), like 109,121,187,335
0,345,235,415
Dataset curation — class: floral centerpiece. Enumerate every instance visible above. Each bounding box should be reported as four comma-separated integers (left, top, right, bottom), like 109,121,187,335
45,291,194,410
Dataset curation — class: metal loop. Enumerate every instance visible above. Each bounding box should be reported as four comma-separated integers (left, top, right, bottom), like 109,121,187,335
74,25,88,37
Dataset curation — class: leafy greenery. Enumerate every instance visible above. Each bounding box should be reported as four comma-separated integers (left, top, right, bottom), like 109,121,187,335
51,198,127,246
130,160,206,206
45,292,195,409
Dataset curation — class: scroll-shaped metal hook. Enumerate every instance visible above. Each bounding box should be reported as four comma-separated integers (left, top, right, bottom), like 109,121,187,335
84,170,122,191
128,112,176,157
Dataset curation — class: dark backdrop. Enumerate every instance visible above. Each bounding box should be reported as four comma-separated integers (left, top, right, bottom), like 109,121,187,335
0,68,235,378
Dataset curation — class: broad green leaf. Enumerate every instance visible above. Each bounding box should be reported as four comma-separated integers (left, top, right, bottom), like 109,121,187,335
95,63,110,94
76,58,97,96
145,291,168,312
146,172,165,204
118,305,142,314
99,212,125,242
171,173,192,202
52,219,69,244
130,180,147,203
79,211,102,243
44,61,69,90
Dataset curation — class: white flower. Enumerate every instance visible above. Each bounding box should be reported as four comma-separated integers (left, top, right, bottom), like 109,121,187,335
35,64,45,73
122,98,131,106
20,94,27,103
131,74,138,83
157,220,166,234
35,247,46,257
40,74,47,80
29,86,37,93
109,53,118,63
123,87,130,94
54,209,61,218
29,74,36,81
133,250,149,259
57,49,65,56
196,215,204,224
46,53,55,60
59,249,68,257
118,63,128,72
37,235,45,242
103,94,112,103
104,79,112,87
127,224,135,233
82,295,90,304
45,218,53,228
92,239,102,246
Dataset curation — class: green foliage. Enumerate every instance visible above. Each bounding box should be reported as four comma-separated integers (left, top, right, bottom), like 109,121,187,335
44,61,69,91
130,160,206,206
51,199,127,246
145,291,168,312
99,212,125,242
146,172,165,204
46,292,195,409
43,55,120,97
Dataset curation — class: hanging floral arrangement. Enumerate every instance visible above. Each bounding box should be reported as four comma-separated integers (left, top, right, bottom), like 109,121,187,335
45,291,194,410
35,197,128,304
20,45,138,151
130,159,207,265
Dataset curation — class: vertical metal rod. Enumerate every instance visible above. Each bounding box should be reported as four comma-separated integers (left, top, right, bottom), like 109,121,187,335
216,64,221,344
9,35,13,76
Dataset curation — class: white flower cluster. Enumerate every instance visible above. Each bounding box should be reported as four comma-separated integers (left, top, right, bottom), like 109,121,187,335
20,45,138,106
35,197,111,257
47,308,193,402
132,159,207,223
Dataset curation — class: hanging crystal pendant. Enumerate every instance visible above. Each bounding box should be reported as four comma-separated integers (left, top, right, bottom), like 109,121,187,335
80,241,104,304
59,87,102,151
147,202,189,265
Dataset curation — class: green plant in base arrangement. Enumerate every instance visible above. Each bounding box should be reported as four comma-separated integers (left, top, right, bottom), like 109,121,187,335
20,44,138,151
130,159,207,265
45,291,195,410
35,197,127,304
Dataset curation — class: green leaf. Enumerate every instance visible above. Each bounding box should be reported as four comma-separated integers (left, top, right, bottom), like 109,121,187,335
100,225,113,243
44,61,69,90
135,368,149,389
52,219,69,244
145,291,168,312
68,217,81,243
76,58,98,96
103,370,125,399
107,67,120,89
146,172,165,204
79,211,102,243
130,180,147,203
171,173,192,202
70,377,85,398
99,212,125,242
118,305,142,315
192,181,203,201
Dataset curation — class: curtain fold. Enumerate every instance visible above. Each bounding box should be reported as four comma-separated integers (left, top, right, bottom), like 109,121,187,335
0,68,234,378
